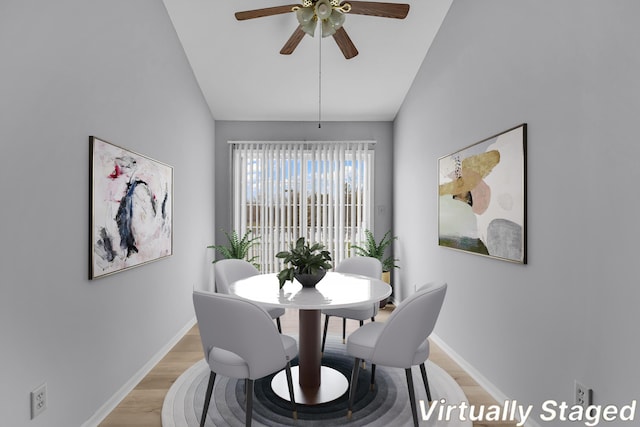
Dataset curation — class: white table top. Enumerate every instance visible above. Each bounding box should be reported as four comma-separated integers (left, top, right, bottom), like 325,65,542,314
229,272,391,310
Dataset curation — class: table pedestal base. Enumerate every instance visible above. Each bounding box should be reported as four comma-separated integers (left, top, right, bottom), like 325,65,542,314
271,366,348,405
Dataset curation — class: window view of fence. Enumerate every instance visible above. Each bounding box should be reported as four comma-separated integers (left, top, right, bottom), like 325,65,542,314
231,142,375,273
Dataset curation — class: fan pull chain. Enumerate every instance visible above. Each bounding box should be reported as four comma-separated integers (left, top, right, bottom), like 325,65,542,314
318,33,322,129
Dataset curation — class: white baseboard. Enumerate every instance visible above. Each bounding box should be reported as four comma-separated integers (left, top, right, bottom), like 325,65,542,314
81,317,197,427
430,333,542,427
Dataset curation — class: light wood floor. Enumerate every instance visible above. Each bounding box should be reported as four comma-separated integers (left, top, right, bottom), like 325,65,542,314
100,306,515,427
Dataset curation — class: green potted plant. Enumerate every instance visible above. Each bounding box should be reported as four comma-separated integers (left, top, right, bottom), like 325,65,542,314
276,237,333,288
207,229,260,269
350,229,399,305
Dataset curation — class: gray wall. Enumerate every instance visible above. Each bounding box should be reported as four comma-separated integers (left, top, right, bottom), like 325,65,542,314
214,121,394,269
394,0,640,424
0,2,215,426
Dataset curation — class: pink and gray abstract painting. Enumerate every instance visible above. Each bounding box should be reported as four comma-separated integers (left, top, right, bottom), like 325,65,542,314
438,124,526,263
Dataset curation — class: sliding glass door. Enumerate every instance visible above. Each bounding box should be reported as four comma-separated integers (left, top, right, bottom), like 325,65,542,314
231,141,375,272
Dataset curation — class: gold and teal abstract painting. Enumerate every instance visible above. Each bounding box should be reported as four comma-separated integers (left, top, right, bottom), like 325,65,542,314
438,124,526,263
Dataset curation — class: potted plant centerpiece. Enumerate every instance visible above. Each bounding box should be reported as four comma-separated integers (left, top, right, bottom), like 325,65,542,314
207,229,260,269
276,237,333,288
350,229,399,306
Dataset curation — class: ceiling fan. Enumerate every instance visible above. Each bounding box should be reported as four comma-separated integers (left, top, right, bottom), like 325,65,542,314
235,0,410,59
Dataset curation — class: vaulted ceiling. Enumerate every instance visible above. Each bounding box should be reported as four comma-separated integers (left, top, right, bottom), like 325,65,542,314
163,0,452,121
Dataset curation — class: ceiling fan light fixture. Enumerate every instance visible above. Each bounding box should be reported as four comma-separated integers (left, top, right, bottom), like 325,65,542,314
296,6,315,25
315,0,333,20
321,20,334,37
235,0,408,59
322,10,345,37
296,7,318,36
302,19,318,36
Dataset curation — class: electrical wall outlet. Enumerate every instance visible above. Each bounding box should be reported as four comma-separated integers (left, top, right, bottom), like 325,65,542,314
574,380,592,408
30,383,47,419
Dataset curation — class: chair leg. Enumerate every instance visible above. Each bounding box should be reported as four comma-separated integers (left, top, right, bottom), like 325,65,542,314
405,368,419,427
200,371,216,427
285,362,298,420
342,317,347,343
321,315,330,354
419,362,432,402
347,357,361,419
356,319,367,370
363,317,375,368
276,317,282,334
245,379,254,427
370,364,376,391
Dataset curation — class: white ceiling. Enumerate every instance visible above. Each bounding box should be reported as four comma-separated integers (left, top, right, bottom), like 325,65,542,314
163,0,452,122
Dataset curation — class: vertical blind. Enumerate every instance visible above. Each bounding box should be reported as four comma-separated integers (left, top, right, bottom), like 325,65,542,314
231,141,375,273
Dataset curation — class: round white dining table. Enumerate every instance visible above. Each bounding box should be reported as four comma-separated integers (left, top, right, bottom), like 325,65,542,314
229,271,391,405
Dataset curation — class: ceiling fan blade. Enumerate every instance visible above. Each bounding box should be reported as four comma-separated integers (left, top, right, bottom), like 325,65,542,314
235,4,299,21
332,27,358,59
344,1,410,19
280,26,306,55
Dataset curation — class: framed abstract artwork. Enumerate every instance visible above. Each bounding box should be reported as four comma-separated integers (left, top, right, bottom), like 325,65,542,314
438,124,527,263
90,136,173,279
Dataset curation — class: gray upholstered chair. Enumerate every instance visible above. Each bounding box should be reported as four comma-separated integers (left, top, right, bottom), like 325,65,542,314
346,282,447,427
320,256,383,353
214,259,285,333
193,291,298,427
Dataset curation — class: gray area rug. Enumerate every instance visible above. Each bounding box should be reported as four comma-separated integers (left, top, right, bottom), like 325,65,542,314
162,337,471,427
